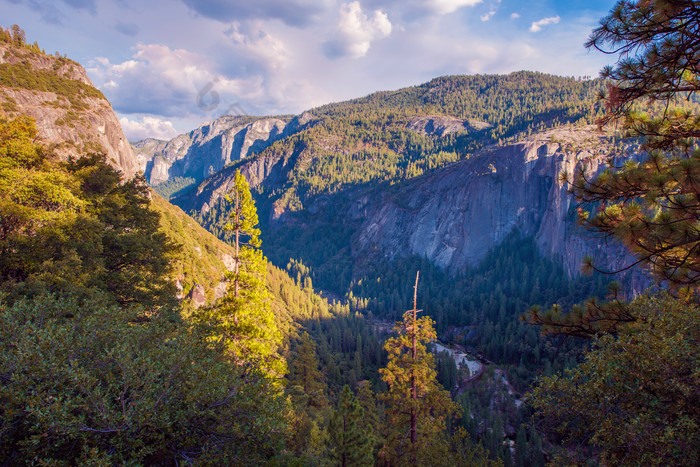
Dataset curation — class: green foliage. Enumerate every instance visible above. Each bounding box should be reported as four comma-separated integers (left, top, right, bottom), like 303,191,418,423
0,116,293,464
554,0,700,291
289,332,328,408
0,25,42,53
379,283,456,466
189,73,606,253
0,61,103,109
587,0,700,151
196,170,285,377
151,192,234,304
300,312,388,396
257,72,602,208
348,236,609,390
285,332,331,463
0,117,178,310
570,147,700,289
447,427,503,467
527,5,700,463
152,176,197,199
0,293,288,465
328,385,374,467
529,294,700,465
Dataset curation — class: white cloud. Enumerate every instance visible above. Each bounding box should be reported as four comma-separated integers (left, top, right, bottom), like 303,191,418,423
120,115,179,141
510,12,519,19
225,22,288,72
87,43,262,118
530,15,560,32
364,0,483,19
479,0,500,22
424,0,482,15
323,2,393,59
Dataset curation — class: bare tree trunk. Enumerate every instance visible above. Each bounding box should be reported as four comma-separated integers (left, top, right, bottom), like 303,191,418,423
410,270,419,460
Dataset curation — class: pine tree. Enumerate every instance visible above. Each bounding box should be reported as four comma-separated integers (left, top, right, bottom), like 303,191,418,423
356,380,382,460
379,272,455,465
289,332,328,408
514,425,527,467
328,385,374,467
530,294,700,465
526,0,700,335
576,0,700,289
199,170,284,376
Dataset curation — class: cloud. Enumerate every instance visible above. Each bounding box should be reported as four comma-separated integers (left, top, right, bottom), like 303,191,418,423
422,0,482,15
366,0,482,18
530,15,560,32
119,115,179,141
224,22,288,72
179,0,334,27
323,1,392,59
479,0,500,22
8,0,65,25
87,43,262,118
510,12,519,19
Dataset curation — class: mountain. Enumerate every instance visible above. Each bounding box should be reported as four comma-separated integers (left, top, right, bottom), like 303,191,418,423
132,112,317,198
137,72,647,296
0,33,329,330
180,123,647,293
151,190,333,340
0,41,138,179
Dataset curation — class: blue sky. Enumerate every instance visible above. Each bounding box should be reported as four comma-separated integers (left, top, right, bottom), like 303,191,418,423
3,0,619,140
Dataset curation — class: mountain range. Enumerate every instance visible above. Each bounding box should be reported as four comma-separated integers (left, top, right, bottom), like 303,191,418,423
132,72,647,298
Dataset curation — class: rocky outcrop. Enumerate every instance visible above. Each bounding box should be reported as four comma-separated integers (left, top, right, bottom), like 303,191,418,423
187,125,645,287
0,43,138,179
133,112,316,186
407,115,491,136
349,126,647,289
186,283,208,308
183,144,303,215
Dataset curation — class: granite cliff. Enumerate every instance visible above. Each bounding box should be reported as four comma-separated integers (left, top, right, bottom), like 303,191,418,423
179,125,646,291
349,126,646,289
133,112,316,187
0,42,138,179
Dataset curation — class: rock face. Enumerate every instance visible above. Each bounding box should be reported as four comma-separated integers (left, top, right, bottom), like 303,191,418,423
133,113,315,186
183,125,646,289
407,115,491,136
0,43,138,179
349,126,647,290
180,140,302,215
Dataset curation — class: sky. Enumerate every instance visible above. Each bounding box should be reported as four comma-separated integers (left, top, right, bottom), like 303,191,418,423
3,0,619,140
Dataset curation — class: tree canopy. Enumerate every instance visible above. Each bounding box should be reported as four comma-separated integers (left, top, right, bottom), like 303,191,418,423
529,294,700,465
197,170,285,377
528,2,700,464
0,117,290,464
574,0,700,289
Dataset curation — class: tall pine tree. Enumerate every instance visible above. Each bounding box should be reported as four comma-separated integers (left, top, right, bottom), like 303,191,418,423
288,332,328,408
328,385,375,467
199,170,284,376
379,272,455,465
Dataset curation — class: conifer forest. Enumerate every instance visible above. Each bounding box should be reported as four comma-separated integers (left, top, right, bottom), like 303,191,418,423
0,1,699,465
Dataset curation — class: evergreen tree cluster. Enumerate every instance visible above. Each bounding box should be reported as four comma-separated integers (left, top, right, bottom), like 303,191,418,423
0,116,290,464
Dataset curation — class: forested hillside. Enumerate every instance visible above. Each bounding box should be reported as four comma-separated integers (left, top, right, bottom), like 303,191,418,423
4,0,700,462
161,72,629,465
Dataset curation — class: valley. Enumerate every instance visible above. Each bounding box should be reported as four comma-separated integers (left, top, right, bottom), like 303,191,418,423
130,72,649,464
2,3,699,462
